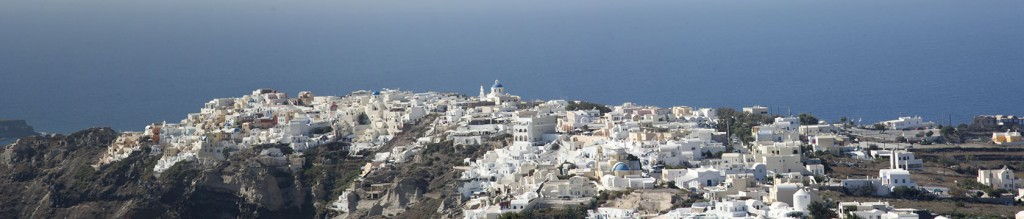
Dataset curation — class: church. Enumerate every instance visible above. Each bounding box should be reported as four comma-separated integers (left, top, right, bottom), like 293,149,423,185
478,80,521,104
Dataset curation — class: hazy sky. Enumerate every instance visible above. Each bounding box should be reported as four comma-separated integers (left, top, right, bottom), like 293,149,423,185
2,0,1023,133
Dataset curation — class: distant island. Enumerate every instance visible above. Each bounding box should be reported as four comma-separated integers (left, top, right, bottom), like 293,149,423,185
0,119,38,145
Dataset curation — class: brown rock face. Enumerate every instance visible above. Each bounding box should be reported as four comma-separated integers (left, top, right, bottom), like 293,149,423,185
0,128,337,219
0,114,472,219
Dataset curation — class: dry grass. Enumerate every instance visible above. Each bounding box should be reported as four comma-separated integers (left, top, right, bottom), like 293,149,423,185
821,148,1024,218
825,148,1024,196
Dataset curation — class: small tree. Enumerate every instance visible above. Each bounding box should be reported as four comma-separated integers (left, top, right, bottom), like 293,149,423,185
873,124,887,131
357,113,370,125
808,201,838,219
940,126,960,143
786,211,807,218
566,101,611,114
850,183,876,196
891,186,936,200
799,113,820,125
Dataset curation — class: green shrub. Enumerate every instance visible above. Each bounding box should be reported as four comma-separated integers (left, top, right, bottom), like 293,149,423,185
566,101,611,114
891,186,936,200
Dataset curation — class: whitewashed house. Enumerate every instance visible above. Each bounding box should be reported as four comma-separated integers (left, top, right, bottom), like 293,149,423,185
978,166,1021,190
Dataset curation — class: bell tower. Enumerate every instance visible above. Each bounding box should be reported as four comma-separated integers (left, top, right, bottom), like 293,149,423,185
479,85,486,99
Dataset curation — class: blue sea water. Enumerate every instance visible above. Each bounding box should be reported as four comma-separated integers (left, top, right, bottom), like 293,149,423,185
1,0,1022,133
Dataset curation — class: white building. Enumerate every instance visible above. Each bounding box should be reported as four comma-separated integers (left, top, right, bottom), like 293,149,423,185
752,117,800,143
805,164,825,176
878,169,915,190
558,110,599,132
799,124,838,136
879,148,916,190
837,202,919,219
674,168,725,189
809,134,844,153
792,188,813,212
978,166,1021,190
601,175,656,190
661,169,689,182
589,207,638,219
880,116,930,130
743,106,769,115
660,200,767,218
708,200,757,218
872,150,924,170
651,140,704,167
767,183,801,206
540,176,598,199
511,111,557,146
753,141,804,174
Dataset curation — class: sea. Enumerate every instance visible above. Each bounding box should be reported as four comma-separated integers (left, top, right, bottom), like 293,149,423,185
1,0,1022,133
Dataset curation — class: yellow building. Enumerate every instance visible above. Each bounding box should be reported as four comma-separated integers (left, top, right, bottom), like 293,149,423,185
993,131,1023,145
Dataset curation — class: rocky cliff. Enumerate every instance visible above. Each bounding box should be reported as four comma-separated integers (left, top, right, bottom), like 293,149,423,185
0,128,352,219
0,115,480,219
344,140,498,219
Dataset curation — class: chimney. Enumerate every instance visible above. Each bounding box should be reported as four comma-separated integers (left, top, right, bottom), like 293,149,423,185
893,145,902,170
895,150,901,170
889,144,897,170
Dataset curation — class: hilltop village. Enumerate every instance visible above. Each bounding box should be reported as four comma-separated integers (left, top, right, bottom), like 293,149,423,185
95,80,1024,219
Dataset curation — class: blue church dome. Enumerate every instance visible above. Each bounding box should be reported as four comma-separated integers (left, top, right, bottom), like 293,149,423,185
491,80,503,88
372,90,381,95
612,162,630,171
